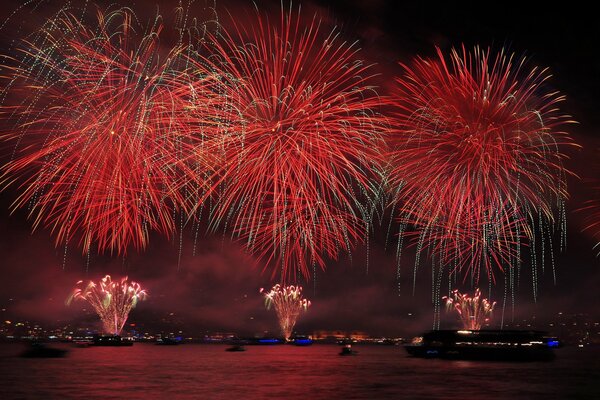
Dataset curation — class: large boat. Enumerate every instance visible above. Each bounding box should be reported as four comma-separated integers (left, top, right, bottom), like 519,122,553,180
404,330,559,361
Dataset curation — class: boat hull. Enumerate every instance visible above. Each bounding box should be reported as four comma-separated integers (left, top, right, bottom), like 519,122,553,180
404,344,555,361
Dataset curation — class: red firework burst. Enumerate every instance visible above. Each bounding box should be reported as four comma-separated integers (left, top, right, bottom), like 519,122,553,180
178,6,385,281
1,8,200,254
388,46,575,282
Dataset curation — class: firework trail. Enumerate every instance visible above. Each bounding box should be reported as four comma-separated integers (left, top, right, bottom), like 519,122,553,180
578,160,600,255
67,275,147,335
177,5,385,282
0,7,202,256
580,197,600,255
443,288,495,330
388,46,575,289
261,284,310,340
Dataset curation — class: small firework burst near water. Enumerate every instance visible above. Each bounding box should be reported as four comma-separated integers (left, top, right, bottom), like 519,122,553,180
0,7,199,256
443,288,496,330
261,284,310,340
67,275,147,335
388,45,575,290
178,5,385,282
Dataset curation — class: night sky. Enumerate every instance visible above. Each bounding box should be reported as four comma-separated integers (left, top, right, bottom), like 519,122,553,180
0,0,598,337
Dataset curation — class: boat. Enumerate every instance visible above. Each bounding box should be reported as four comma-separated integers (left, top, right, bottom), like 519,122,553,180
225,345,246,352
255,338,284,345
404,330,559,361
156,337,182,345
92,335,134,347
339,344,358,356
72,339,93,348
292,336,313,346
20,343,69,358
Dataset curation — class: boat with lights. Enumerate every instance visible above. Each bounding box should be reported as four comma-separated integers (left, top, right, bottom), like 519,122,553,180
292,336,313,346
92,335,134,346
404,330,559,361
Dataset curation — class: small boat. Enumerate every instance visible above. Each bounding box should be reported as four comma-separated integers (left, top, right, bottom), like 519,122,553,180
292,336,313,346
339,344,358,356
404,330,558,361
92,335,134,347
156,337,182,345
225,345,246,352
20,343,69,358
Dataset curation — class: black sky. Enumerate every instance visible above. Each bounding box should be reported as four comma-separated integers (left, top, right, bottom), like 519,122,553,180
0,0,599,337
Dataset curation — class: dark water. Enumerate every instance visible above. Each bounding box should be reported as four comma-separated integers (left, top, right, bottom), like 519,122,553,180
0,343,598,399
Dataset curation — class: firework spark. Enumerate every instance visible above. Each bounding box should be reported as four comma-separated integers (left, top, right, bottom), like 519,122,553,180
178,5,385,281
388,46,575,286
67,275,147,335
443,288,496,330
261,284,310,340
0,7,200,255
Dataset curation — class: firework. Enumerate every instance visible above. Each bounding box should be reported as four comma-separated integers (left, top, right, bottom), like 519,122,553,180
178,5,385,281
443,288,495,330
581,204,600,255
261,284,310,340
579,170,600,255
67,275,147,335
388,46,574,284
0,7,201,255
